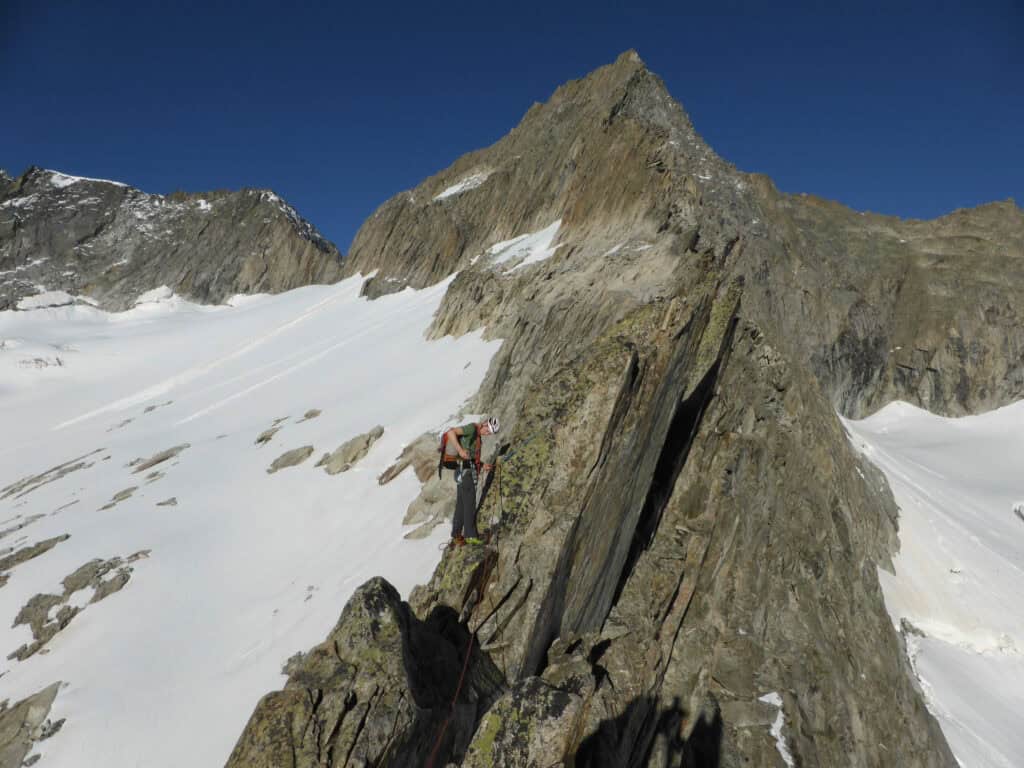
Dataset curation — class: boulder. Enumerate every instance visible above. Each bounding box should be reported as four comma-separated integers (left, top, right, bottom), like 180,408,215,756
316,426,384,475
267,446,315,474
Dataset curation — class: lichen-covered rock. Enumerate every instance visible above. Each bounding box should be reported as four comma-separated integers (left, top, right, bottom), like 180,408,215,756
225,577,504,768
316,426,384,475
462,677,584,768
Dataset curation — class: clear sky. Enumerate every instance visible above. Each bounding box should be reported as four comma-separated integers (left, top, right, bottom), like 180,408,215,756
2,1,1021,250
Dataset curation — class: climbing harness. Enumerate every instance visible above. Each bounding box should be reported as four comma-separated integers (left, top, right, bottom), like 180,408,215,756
437,426,483,478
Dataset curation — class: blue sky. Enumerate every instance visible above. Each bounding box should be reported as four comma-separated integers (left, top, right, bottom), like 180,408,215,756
2,1,1021,249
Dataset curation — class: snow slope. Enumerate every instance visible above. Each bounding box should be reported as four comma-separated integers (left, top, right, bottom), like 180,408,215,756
0,276,500,767
845,402,1024,768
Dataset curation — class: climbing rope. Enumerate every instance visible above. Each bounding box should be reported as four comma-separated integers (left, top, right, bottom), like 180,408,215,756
423,628,475,768
423,551,499,768
424,435,531,764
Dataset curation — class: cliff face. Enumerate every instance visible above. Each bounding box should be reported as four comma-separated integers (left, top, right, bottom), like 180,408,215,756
226,51,1021,766
749,189,1024,418
345,50,1023,420
0,167,344,310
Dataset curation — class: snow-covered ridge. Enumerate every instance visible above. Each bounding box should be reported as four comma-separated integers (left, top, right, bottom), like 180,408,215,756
45,169,129,189
0,277,501,767
845,400,1024,768
1,169,328,251
434,170,493,201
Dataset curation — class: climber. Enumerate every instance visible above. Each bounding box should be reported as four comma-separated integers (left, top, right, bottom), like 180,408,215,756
440,416,500,547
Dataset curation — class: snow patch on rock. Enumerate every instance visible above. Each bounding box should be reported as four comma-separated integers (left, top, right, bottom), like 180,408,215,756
0,194,40,210
16,291,76,310
134,286,174,305
487,220,563,274
757,692,795,767
434,171,492,201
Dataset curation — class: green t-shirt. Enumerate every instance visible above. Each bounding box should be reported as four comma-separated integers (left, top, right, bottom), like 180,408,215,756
457,422,479,455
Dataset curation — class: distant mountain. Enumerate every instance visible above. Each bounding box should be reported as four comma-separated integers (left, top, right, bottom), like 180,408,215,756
0,167,343,311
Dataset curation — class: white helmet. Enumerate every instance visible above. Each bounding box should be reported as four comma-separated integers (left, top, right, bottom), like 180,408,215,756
486,416,500,434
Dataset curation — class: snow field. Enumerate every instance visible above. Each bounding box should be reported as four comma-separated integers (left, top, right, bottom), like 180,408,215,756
0,276,500,767
845,401,1024,768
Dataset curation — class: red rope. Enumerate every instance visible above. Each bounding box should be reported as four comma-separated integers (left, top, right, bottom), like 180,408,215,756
424,466,502,768
424,627,475,768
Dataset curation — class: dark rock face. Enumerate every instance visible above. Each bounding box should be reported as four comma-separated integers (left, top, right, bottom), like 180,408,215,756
749,190,1024,417
0,167,344,311
228,51,1020,766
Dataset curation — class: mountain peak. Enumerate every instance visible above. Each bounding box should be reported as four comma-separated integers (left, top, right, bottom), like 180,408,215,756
543,49,664,115
607,48,647,75
344,50,721,290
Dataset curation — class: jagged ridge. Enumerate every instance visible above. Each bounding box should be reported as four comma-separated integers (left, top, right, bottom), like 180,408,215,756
228,50,1021,767
0,167,344,311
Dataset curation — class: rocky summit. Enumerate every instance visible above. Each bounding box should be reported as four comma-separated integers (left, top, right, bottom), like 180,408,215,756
0,167,343,311
227,52,1022,766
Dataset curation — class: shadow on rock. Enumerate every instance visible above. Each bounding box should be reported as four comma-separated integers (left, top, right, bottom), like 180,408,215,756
225,578,505,768
575,696,722,768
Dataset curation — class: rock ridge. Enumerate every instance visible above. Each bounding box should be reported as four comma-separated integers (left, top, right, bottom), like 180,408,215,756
0,166,344,311
224,50,1022,766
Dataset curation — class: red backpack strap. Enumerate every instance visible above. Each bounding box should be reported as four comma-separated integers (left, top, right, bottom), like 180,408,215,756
474,431,482,472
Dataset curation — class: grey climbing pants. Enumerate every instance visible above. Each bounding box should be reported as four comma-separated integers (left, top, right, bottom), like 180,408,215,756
451,464,479,539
